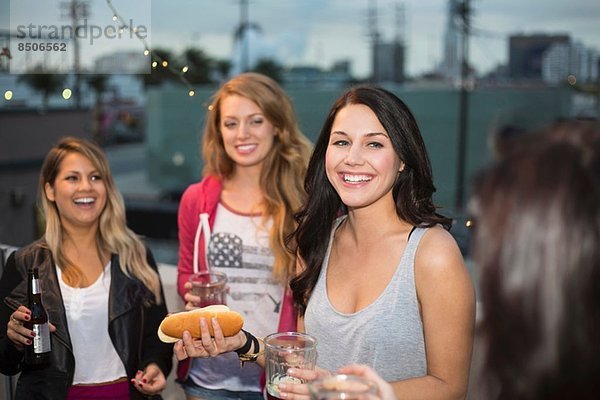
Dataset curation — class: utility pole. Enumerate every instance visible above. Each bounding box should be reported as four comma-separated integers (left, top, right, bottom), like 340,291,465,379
368,0,380,83
61,0,88,109
454,0,471,213
239,0,249,72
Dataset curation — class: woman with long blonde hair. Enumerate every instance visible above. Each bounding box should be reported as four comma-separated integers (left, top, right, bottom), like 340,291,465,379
1,137,172,400
176,72,312,399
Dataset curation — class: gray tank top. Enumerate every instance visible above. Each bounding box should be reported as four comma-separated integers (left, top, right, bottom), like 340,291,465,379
304,216,427,381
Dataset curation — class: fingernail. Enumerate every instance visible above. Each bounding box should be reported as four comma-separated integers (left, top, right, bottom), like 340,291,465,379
26,339,32,345
142,378,147,383
138,383,144,388
24,315,30,321
30,332,36,337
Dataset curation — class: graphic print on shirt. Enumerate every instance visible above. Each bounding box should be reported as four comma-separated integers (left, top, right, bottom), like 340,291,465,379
206,204,283,338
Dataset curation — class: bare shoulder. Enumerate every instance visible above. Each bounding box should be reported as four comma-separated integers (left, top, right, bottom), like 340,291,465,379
414,225,469,283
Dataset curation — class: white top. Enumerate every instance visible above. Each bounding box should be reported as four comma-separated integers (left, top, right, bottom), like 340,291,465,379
57,261,128,384
189,202,283,392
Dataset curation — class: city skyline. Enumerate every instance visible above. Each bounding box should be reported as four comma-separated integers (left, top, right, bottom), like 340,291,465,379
150,0,600,78
1,0,599,78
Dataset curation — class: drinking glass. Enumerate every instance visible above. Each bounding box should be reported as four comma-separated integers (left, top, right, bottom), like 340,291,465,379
308,374,379,400
188,271,228,307
265,332,318,398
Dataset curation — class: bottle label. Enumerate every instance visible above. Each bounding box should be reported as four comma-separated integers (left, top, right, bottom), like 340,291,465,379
31,278,41,295
33,323,51,353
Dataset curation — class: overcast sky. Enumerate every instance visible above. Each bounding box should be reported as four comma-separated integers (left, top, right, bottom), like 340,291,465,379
149,0,600,78
2,0,599,78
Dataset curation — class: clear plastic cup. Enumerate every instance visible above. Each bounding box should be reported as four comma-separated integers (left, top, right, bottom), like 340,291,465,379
188,271,228,307
265,332,318,398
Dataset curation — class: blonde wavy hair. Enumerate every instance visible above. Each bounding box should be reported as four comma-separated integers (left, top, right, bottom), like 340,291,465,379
202,73,312,283
38,137,162,303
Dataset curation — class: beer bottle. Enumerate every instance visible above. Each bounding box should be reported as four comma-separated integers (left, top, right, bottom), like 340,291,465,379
25,267,51,365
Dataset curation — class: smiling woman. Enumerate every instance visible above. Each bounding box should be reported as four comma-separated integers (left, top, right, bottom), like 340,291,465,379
0,137,172,400
43,152,107,249
286,85,476,400
175,72,312,400
171,85,476,400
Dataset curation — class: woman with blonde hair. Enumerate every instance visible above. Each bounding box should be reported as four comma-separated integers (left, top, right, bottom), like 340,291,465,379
0,137,172,399
176,72,312,399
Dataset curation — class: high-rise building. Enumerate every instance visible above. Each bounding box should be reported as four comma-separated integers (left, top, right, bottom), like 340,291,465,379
369,1,406,83
543,41,600,85
373,41,405,83
509,34,570,80
440,0,462,83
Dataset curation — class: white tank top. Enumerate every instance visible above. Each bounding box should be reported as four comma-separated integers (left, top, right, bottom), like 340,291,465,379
304,216,428,381
57,262,127,384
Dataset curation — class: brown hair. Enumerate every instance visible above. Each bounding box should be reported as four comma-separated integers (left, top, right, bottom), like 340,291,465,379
202,73,312,283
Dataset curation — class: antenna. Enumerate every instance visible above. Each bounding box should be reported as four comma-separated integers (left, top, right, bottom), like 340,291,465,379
368,0,380,82
239,0,249,72
60,0,89,109
394,2,405,44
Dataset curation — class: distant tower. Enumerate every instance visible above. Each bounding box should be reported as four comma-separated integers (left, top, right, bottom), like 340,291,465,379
368,0,381,82
440,0,462,84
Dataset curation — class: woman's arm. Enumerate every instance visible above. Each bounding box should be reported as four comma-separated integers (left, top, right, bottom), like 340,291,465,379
177,187,198,299
390,227,476,400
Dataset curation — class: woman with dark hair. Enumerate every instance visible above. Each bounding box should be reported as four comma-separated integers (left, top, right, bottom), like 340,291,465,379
0,137,172,399
469,122,600,399
176,86,475,400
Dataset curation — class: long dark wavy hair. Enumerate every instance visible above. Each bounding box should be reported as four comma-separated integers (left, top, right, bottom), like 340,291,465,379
471,128,600,399
289,85,451,314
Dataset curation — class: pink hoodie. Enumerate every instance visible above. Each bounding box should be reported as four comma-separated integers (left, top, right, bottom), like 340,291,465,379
176,175,297,381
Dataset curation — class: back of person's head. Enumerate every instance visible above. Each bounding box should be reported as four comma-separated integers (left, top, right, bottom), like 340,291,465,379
202,72,310,179
470,136,600,398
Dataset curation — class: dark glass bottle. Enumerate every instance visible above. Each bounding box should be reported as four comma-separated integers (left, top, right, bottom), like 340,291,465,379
25,267,51,365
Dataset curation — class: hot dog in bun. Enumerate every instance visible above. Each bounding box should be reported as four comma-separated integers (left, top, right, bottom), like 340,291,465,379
157,305,244,343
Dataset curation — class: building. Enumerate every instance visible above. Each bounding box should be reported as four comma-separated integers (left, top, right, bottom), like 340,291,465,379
439,0,462,84
509,34,570,80
542,41,599,85
373,41,405,84
94,50,148,74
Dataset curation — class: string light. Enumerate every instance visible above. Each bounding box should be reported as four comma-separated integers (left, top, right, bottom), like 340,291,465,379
105,0,195,95
62,88,72,100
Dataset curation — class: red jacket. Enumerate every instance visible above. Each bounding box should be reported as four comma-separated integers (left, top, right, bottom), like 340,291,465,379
176,175,297,381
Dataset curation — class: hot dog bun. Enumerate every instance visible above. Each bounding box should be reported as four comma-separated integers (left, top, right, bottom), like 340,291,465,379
157,305,244,343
